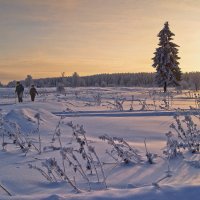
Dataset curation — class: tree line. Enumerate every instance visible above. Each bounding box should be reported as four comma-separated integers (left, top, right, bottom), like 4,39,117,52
4,71,200,91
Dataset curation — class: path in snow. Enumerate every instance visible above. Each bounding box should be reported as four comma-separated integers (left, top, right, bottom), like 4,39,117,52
52,109,200,117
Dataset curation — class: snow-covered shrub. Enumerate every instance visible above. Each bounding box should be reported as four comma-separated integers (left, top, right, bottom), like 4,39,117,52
163,131,182,159
0,110,6,151
159,92,174,110
129,95,134,111
163,113,200,158
194,93,200,109
67,122,107,188
99,134,142,164
31,121,107,192
34,113,42,154
93,93,102,106
138,99,155,111
0,111,42,155
0,115,29,153
29,158,81,193
148,90,157,98
51,116,65,147
148,90,175,111
144,138,157,164
106,97,126,111
184,90,198,99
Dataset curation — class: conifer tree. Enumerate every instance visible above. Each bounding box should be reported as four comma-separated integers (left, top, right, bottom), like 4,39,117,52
152,22,182,92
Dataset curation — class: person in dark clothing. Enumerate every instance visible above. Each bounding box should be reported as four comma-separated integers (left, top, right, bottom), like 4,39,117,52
29,85,38,102
15,81,24,103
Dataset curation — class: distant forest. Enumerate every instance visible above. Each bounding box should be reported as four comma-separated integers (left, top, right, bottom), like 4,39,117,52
5,72,200,90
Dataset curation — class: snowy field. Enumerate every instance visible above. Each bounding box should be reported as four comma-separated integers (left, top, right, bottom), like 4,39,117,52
0,87,200,200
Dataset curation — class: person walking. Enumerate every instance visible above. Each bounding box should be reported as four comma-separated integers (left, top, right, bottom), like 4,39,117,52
29,85,38,102
15,81,24,103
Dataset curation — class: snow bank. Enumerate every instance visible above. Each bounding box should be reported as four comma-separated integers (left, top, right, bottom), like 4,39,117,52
4,108,58,133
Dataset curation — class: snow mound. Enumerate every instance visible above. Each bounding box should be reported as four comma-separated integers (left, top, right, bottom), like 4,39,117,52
4,108,58,133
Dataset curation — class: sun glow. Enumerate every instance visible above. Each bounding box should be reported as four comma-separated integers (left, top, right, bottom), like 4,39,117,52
0,0,200,83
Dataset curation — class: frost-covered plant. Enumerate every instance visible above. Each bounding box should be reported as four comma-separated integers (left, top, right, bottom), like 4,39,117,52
148,89,175,111
148,90,157,98
67,122,107,188
1,112,43,155
144,138,157,164
159,92,174,110
93,93,102,106
34,113,42,154
138,99,149,111
28,163,53,182
8,120,42,155
5,121,27,151
44,116,68,172
163,131,181,159
0,111,43,155
114,98,125,111
194,93,200,109
51,116,65,147
185,91,192,98
164,114,200,158
172,114,200,153
152,97,157,111
99,134,142,164
0,110,6,151
88,145,107,188
106,97,126,111
138,99,155,111
29,158,81,193
60,147,92,190
64,101,74,112
31,122,107,192
0,111,4,149
129,95,134,111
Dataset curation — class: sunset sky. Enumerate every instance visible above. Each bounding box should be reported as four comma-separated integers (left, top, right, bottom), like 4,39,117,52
0,0,200,83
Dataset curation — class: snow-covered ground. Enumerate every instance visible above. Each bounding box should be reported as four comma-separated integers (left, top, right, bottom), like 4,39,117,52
0,87,200,200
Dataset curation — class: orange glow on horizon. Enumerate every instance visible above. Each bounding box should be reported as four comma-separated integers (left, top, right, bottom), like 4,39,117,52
0,0,200,84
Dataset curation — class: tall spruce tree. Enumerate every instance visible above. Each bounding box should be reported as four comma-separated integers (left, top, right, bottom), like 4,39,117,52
152,22,182,92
